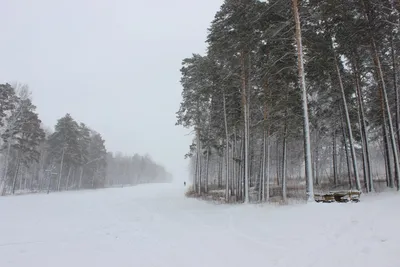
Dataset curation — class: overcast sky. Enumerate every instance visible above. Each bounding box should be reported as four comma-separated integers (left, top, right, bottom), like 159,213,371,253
0,0,223,181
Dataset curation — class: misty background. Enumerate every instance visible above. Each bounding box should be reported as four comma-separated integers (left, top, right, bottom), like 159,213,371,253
0,0,223,181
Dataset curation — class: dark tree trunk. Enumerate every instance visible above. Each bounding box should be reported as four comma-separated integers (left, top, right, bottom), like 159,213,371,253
351,51,373,191
333,130,338,185
380,87,394,188
340,105,352,189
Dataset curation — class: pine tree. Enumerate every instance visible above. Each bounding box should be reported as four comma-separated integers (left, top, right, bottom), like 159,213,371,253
1,86,45,194
86,131,107,188
47,114,81,191
77,123,91,189
177,0,400,202
0,84,17,129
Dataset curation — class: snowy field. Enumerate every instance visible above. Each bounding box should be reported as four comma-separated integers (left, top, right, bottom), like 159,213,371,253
0,183,399,267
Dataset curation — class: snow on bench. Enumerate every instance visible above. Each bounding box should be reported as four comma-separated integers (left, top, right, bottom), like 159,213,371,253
315,190,361,203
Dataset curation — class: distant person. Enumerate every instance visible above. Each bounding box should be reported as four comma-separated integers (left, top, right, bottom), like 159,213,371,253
184,181,186,186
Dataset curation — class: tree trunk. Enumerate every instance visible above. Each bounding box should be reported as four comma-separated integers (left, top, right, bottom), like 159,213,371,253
353,56,373,191
276,140,280,186
1,142,12,196
238,133,244,200
315,134,320,186
333,44,361,190
292,0,314,201
257,149,263,201
198,148,202,194
362,0,400,189
204,106,213,194
92,162,98,188
223,93,230,201
379,85,394,188
72,168,77,189
358,102,369,192
383,118,393,188
218,153,222,188
19,166,23,192
47,169,52,194
12,157,21,195
205,149,209,194
266,134,271,201
240,52,250,203
391,35,400,155
373,41,399,189
261,129,266,202
196,128,202,195
66,166,72,190
333,130,338,185
232,129,237,197
340,105,353,189
79,166,84,189
383,143,390,186
240,134,245,201
58,148,65,191
30,164,35,191
282,118,288,203
247,52,252,195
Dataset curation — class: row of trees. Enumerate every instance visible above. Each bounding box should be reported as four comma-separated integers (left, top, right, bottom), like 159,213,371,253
176,0,400,203
0,83,172,195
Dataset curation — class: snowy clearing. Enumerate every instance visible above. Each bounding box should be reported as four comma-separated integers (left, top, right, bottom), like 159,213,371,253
0,183,399,267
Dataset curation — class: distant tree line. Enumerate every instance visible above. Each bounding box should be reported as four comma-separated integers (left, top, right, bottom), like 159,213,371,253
176,0,400,203
0,83,172,195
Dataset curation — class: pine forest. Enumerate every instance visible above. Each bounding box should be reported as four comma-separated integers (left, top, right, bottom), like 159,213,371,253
176,0,400,203
0,84,172,195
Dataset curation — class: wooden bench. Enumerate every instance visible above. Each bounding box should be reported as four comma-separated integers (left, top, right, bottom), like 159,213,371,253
314,193,335,203
315,190,361,203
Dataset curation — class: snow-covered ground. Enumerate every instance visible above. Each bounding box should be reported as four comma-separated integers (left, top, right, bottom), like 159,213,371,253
0,183,399,267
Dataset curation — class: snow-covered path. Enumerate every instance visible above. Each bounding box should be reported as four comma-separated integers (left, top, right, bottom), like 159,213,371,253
0,183,399,267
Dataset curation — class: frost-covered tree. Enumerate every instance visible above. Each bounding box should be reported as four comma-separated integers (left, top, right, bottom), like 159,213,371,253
0,84,17,129
0,83,171,195
177,0,400,203
47,114,81,191
0,85,45,194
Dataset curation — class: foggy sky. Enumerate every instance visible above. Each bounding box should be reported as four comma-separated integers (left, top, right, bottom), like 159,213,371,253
0,0,223,181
